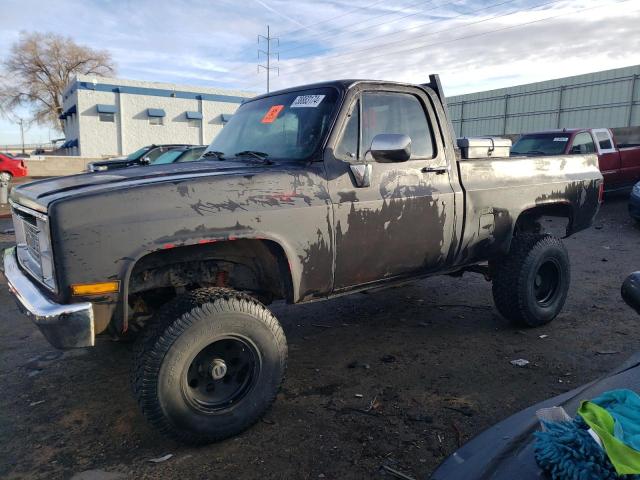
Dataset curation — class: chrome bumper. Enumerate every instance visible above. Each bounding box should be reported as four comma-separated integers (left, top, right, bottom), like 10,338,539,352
3,247,94,349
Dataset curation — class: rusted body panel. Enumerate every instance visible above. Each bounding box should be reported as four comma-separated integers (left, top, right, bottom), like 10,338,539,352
6,78,603,340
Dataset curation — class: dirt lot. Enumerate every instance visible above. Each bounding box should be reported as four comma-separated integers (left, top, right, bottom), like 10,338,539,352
1,195,639,480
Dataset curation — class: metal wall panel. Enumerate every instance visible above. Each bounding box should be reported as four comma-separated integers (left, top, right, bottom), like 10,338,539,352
448,65,640,137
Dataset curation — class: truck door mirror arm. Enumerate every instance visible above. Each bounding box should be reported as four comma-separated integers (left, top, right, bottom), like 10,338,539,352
349,163,372,188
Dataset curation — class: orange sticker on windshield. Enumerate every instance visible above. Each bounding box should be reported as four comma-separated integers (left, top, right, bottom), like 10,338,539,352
261,105,284,123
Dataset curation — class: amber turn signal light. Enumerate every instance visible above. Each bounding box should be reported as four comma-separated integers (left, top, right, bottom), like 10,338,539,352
71,281,120,296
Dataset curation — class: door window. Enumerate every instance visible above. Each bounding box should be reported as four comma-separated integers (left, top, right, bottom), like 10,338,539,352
570,132,596,154
335,101,359,161
361,92,434,160
595,131,613,150
146,148,167,162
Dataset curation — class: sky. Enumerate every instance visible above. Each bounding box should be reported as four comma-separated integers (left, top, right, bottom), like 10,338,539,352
1,0,639,145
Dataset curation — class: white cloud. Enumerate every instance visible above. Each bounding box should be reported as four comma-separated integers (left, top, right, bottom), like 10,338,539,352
0,0,638,144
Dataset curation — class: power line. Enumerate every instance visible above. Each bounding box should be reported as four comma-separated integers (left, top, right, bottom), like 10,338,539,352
277,0,461,57
257,25,279,93
226,0,405,80
238,0,524,88
276,0,391,38
280,0,560,75
279,0,633,80
232,0,493,82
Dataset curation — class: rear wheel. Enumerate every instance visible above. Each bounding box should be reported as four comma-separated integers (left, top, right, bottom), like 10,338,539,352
131,287,287,444
0,172,12,182
491,234,570,327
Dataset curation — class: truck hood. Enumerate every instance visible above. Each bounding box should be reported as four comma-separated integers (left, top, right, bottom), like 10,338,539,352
10,160,271,213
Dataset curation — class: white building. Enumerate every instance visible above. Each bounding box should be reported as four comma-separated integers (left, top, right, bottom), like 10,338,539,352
59,75,254,157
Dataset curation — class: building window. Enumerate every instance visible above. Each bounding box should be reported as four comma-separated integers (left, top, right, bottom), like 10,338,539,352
147,108,166,125
99,112,115,123
185,111,203,127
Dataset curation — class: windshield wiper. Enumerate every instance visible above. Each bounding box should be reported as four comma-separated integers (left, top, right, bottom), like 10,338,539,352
202,150,226,160
234,150,273,164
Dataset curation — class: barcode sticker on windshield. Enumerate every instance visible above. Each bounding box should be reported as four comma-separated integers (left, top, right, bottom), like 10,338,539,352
553,137,569,142
291,95,325,108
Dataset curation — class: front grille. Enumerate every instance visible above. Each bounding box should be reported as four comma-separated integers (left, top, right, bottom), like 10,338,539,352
23,220,41,260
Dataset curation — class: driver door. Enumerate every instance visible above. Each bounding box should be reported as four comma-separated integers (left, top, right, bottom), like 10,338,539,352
325,86,457,291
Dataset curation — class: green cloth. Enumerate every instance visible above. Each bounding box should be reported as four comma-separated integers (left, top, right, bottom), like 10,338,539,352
578,390,640,475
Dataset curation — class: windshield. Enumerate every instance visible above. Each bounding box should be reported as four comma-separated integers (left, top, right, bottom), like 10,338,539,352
177,147,206,162
126,146,151,160
511,134,569,156
152,150,184,165
206,87,339,161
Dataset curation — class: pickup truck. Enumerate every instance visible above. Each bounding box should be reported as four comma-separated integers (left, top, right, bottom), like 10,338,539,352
511,128,640,191
3,75,603,445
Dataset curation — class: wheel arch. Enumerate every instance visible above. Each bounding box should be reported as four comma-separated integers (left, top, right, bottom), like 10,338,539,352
117,238,295,334
496,201,574,257
514,201,575,236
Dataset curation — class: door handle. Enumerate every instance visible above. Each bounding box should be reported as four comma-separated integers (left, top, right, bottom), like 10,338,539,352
422,166,447,175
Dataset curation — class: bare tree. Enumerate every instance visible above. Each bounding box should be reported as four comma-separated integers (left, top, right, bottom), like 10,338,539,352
0,32,115,131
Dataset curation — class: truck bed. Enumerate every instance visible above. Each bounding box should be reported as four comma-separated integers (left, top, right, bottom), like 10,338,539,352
454,153,602,265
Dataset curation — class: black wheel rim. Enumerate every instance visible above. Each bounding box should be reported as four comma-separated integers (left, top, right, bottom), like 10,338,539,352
534,259,561,307
182,336,260,414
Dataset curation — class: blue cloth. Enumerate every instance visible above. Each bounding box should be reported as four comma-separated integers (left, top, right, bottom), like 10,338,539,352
590,389,640,452
534,418,622,479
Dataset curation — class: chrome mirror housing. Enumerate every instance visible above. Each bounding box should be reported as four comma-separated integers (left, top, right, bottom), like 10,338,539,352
369,134,411,163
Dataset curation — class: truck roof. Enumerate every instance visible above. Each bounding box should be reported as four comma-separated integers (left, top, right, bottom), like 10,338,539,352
249,80,361,102
249,79,437,102
522,128,592,135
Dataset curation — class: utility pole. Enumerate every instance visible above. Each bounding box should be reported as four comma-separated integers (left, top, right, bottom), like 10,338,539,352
19,119,25,154
258,25,279,93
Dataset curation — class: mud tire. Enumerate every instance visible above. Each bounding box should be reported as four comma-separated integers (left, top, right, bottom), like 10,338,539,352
492,234,570,327
131,287,287,444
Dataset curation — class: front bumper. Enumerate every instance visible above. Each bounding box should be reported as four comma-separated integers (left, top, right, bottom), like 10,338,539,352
2,247,95,349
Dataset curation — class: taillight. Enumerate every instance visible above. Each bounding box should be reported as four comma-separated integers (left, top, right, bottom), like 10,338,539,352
598,182,604,204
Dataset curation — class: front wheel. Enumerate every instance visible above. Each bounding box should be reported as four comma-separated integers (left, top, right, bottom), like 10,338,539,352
491,234,570,327
0,172,12,182
132,288,287,444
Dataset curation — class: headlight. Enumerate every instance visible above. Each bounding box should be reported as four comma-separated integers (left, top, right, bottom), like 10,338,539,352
11,201,57,292
633,183,640,195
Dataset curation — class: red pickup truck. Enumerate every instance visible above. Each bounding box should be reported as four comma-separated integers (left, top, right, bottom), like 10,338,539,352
511,128,640,191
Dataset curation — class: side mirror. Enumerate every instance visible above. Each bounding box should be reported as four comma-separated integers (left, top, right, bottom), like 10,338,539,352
369,134,411,162
622,272,640,315
140,156,151,165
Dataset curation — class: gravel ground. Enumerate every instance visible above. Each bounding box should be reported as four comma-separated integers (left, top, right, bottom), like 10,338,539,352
0,195,638,480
